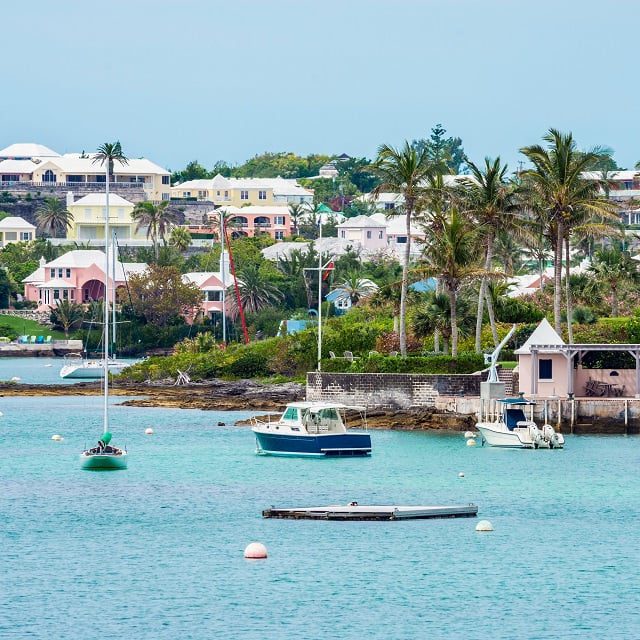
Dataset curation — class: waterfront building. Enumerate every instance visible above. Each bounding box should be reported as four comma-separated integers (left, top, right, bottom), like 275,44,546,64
183,271,233,320
170,174,313,206
0,142,171,202
66,193,147,242
216,205,292,240
23,250,147,311
336,215,387,249
0,216,36,247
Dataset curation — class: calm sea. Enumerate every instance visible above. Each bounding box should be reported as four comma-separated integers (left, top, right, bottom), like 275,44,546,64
2,396,639,639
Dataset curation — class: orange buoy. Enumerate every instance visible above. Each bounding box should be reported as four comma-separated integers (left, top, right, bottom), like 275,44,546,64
244,542,268,559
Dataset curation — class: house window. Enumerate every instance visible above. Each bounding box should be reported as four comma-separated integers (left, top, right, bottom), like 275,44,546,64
384,202,395,210
43,170,56,183
50,269,55,278
20,232,31,241
5,232,16,241
539,359,553,380
198,190,207,199
58,268,63,278
224,191,229,199
240,190,249,200
274,216,285,225
396,236,407,244
162,175,170,185
258,190,267,200
366,230,372,239
66,268,71,278
183,191,191,197
162,193,170,201
378,230,383,239
67,175,84,183
62,290,69,300
206,291,222,302
1,174,19,182
275,231,284,240
53,289,60,300
341,230,345,238
70,289,75,300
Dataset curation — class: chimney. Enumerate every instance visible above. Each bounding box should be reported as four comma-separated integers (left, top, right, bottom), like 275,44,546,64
66,191,74,207
39,256,46,267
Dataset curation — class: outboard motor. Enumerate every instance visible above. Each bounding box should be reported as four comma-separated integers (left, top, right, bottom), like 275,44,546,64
528,424,543,448
543,424,563,449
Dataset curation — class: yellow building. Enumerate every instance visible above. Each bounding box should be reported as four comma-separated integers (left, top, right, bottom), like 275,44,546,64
66,193,145,241
170,174,313,207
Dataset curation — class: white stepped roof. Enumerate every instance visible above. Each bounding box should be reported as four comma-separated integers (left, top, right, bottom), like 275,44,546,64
337,214,386,229
38,154,169,176
0,216,36,230
183,271,233,288
0,143,60,158
174,174,313,197
0,159,39,173
70,193,134,207
514,318,565,355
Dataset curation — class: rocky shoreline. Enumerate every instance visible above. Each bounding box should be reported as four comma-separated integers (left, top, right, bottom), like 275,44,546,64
0,379,477,431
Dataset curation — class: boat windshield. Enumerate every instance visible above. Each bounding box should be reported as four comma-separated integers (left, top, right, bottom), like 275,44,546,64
505,408,527,430
303,407,344,434
281,406,300,422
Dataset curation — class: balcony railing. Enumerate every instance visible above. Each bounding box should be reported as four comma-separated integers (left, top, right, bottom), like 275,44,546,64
0,180,147,189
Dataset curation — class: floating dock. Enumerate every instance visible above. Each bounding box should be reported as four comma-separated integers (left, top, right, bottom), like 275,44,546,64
263,504,478,521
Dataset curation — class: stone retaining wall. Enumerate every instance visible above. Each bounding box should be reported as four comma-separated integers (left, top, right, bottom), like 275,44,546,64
306,371,483,409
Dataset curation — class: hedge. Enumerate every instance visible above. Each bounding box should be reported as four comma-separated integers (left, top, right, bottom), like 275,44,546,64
321,352,485,375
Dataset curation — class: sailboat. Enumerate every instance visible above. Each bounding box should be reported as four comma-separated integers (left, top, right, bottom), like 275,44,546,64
80,147,127,471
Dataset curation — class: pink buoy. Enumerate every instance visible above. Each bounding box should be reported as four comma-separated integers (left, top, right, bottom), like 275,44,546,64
244,542,268,559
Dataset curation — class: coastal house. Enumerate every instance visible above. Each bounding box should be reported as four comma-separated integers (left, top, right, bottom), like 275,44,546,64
516,318,640,398
372,213,427,250
170,174,313,207
336,215,387,249
0,143,171,202
217,205,292,240
23,250,147,311
66,193,147,242
0,216,36,247
582,170,640,227
183,271,233,320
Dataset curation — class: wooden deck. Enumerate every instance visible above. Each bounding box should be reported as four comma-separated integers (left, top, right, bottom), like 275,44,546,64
263,504,478,521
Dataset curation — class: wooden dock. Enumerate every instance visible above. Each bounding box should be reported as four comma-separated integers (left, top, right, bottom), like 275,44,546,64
262,504,478,521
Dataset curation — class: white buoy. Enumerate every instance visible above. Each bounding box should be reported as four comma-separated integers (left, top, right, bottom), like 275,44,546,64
466,438,476,447
51,434,63,442
244,542,268,559
145,427,154,435
476,520,494,532
458,472,465,478
464,431,475,439
44,364,53,367
10,376,20,382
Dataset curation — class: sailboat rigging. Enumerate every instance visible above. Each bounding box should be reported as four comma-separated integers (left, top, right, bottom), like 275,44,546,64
80,144,128,470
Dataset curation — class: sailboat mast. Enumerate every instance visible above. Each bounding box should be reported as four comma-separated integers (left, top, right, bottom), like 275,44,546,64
317,217,322,371
112,231,117,356
103,162,110,434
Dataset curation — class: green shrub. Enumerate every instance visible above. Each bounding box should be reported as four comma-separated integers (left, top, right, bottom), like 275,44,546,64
323,352,485,375
222,351,270,378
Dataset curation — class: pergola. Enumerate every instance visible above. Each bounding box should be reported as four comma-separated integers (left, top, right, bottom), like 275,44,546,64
530,344,640,397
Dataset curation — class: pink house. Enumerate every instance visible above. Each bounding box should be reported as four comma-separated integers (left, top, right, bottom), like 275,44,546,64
183,271,234,320
217,205,292,241
23,250,147,311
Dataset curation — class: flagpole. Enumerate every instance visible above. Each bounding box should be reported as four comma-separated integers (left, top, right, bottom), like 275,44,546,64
317,215,322,372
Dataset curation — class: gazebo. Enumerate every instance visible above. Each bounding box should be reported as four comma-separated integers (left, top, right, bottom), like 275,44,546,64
516,319,640,398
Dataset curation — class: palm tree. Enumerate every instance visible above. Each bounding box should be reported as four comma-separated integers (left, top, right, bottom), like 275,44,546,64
371,142,433,355
419,207,483,357
288,202,310,236
132,201,180,260
463,157,519,353
588,247,640,316
414,291,473,355
331,274,378,305
35,197,73,238
50,300,85,337
169,226,192,252
225,263,283,315
520,129,618,337
93,141,128,180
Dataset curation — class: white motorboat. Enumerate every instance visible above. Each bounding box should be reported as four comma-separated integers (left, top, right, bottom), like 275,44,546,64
60,353,129,379
476,397,565,449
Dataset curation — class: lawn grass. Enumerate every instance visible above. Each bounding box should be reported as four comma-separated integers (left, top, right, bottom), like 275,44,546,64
498,361,518,369
0,315,66,339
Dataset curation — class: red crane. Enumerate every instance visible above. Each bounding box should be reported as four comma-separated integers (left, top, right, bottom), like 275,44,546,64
223,225,250,345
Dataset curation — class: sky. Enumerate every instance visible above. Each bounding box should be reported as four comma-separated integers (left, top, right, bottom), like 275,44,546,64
3,0,639,172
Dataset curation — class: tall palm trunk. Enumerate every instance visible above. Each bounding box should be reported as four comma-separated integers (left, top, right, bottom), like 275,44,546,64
564,234,573,343
553,221,564,333
475,235,498,352
485,287,499,347
433,278,440,353
448,284,458,357
399,206,412,356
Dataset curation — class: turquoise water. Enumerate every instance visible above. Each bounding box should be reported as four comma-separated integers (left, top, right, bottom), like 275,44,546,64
2,396,640,639
0,357,138,384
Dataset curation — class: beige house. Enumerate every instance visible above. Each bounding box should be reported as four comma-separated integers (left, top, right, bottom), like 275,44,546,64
0,216,36,247
0,143,171,202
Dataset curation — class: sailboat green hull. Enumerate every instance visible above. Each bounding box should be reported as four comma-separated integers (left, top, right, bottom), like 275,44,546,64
80,452,128,471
